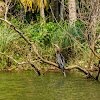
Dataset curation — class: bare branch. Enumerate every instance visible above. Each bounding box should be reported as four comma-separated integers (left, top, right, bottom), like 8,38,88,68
89,46,100,59
0,52,27,65
95,35,100,44
9,0,16,9
65,65,88,75
65,65,97,80
0,52,41,75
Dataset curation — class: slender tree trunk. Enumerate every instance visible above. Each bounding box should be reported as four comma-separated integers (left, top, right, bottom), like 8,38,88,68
91,0,99,69
40,0,45,23
51,0,59,22
5,0,9,20
5,6,8,20
68,0,77,25
60,0,64,21
20,0,26,22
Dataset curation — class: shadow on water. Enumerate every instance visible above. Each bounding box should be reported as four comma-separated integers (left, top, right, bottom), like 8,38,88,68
0,71,100,100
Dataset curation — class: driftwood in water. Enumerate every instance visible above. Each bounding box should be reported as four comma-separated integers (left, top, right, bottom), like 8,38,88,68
29,62,41,76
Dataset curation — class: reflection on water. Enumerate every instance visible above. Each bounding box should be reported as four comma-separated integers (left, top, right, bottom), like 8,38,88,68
0,71,100,100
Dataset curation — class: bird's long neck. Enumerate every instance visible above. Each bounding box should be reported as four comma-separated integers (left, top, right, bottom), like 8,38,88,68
56,50,60,54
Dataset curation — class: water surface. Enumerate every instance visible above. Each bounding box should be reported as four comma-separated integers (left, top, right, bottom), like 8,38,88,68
0,71,100,100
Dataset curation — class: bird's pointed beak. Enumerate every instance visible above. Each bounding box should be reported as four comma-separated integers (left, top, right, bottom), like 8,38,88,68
52,43,55,45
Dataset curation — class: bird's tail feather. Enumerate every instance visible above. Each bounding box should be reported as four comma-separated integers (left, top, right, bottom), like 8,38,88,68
63,71,66,77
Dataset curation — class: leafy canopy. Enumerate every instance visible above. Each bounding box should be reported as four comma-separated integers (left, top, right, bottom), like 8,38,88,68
20,0,48,13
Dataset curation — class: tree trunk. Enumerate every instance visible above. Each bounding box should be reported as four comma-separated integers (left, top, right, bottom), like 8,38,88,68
51,0,59,22
40,0,45,23
20,3,26,22
68,0,77,25
60,0,64,21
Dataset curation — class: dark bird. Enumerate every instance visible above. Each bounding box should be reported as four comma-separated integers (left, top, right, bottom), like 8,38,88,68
53,44,66,77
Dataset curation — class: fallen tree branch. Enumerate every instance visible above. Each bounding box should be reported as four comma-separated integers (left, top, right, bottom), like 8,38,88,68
0,52,41,75
28,61,41,76
65,65,88,75
0,52,41,64
0,18,58,67
0,52,27,65
95,35,100,44
65,65,97,80
0,52,88,75
89,46,100,59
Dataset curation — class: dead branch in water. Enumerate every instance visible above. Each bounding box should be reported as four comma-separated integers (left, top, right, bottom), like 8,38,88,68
0,52,41,76
65,65,96,80
65,65,88,74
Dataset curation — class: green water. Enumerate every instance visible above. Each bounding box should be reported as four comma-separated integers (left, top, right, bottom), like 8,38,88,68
0,71,100,100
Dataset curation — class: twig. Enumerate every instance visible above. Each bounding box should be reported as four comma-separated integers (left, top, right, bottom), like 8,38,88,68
0,52,26,64
0,52,41,65
89,46,100,59
95,35,100,44
0,52,41,75
65,65,88,75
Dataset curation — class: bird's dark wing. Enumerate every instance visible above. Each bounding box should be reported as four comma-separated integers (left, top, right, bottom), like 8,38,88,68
60,53,65,65
56,54,65,72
